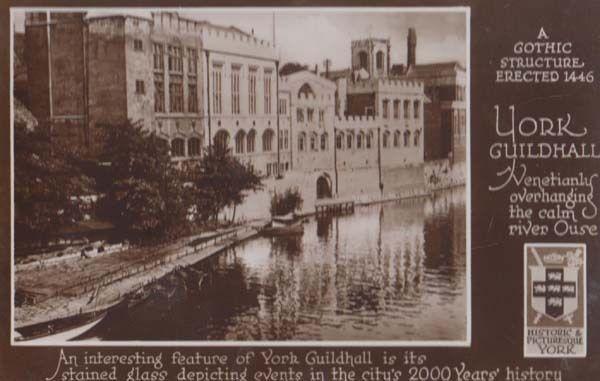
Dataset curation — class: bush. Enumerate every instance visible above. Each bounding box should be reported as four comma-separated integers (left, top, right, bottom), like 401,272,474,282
270,188,303,217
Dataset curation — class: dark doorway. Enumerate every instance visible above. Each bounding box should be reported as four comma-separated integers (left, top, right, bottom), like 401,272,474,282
316,175,332,199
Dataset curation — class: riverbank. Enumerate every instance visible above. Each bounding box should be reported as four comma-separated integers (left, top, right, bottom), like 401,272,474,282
14,182,466,334
14,225,261,330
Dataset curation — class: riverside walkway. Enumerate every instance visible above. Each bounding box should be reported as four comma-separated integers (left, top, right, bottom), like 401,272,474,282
14,224,262,329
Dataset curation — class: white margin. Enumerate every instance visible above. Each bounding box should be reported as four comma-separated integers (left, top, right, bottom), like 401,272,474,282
523,242,587,358
10,6,472,348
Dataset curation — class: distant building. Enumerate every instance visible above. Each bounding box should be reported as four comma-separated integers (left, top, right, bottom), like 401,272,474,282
24,11,283,174
405,62,467,163
23,12,471,187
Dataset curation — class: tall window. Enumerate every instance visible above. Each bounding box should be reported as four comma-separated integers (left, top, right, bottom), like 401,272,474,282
247,130,256,153
376,51,384,70
212,64,222,114
307,108,314,122
358,51,368,70
393,100,400,119
264,71,272,114
188,83,198,113
135,80,145,94
382,99,389,119
284,130,289,149
413,100,420,119
336,133,343,150
231,67,240,115
249,68,257,114
187,48,197,75
168,45,183,73
320,133,328,151
319,110,325,124
310,133,317,151
235,131,245,154
153,43,164,71
297,108,304,123
171,138,185,157
298,132,306,151
366,131,372,149
279,99,287,115
188,137,201,156
414,129,421,146
214,131,229,152
347,133,353,149
263,129,274,152
134,39,143,51
383,131,389,148
169,76,183,112
357,132,363,149
394,131,400,147
404,130,411,147
404,100,410,119
154,74,165,112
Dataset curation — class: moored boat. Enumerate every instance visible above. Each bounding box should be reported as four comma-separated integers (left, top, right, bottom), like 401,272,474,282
14,310,108,344
262,213,304,236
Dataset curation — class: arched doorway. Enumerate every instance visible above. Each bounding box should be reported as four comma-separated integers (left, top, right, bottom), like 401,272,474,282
316,174,332,199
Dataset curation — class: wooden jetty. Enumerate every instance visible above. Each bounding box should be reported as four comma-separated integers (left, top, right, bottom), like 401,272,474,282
315,198,355,215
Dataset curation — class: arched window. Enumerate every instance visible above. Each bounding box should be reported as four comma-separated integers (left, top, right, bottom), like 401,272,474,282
357,131,364,149
235,130,246,154
320,132,328,151
336,132,344,150
298,132,306,151
347,132,354,149
171,138,185,157
366,131,373,149
393,130,401,147
358,51,368,70
403,130,411,147
413,100,420,119
188,137,201,156
414,129,421,147
298,83,315,99
310,133,318,151
376,51,384,70
214,130,230,152
247,129,256,153
382,131,390,148
262,129,274,152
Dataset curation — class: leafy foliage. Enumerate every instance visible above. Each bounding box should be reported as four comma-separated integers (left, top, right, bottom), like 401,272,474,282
14,124,94,241
279,62,309,76
270,187,303,217
99,122,189,240
188,144,262,223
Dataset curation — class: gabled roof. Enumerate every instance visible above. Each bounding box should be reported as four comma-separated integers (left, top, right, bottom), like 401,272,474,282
407,61,466,75
281,69,337,91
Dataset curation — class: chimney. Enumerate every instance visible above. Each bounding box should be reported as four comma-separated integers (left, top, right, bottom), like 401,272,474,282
323,59,331,79
407,28,417,68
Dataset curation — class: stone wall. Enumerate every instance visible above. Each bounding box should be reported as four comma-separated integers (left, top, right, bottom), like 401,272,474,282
227,165,427,222
87,18,128,129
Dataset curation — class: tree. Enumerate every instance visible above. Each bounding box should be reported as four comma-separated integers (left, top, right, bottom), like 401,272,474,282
99,122,188,240
279,62,309,76
189,144,262,224
14,124,94,243
270,187,303,217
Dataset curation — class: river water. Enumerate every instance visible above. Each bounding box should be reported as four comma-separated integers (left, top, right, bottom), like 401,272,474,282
82,187,467,342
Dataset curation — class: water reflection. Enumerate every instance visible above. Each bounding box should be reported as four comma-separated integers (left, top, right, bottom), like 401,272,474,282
83,187,467,341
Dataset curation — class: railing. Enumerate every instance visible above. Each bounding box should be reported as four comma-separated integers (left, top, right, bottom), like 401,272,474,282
26,228,245,303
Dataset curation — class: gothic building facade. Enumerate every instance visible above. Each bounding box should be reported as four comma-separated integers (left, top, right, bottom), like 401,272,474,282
22,11,465,186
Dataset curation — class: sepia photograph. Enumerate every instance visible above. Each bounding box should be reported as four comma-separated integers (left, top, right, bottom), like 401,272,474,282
11,7,469,344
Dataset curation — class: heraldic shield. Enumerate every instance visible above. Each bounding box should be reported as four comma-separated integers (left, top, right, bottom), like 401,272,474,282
530,265,578,322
